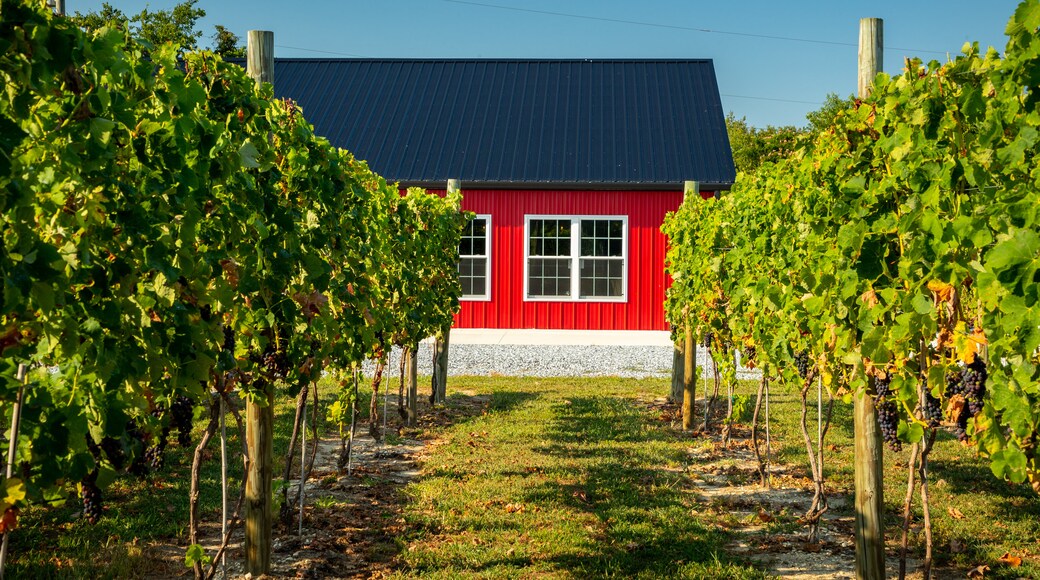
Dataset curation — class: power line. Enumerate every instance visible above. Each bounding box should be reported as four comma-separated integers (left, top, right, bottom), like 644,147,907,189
440,0,949,56
722,93,823,106
275,44,369,57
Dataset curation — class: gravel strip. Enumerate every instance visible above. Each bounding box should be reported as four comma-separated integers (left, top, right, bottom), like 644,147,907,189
362,343,763,379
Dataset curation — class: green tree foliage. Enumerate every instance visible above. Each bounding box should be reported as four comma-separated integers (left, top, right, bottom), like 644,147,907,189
725,113,802,175
665,0,1040,492
71,0,220,53
213,24,245,58
804,92,855,134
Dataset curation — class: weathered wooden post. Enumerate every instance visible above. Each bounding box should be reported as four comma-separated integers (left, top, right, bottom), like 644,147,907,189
405,347,418,426
682,310,696,431
431,178,459,405
245,29,275,578
670,338,684,403
855,17,886,580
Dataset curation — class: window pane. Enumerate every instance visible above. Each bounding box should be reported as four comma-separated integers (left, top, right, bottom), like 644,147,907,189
530,238,543,256
528,258,571,297
459,259,472,276
580,277,593,297
460,238,473,256
474,219,487,237
462,220,474,237
473,259,487,277
581,238,593,256
595,220,607,237
595,239,607,257
610,220,622,237
579,257,623,298
472,277,486,296
531,220,543,237
545,239,557,256
558,220,571,238
559,239,571,256
581,220,593,237
461,277,474,296
609,239,622,257
473,238,486,256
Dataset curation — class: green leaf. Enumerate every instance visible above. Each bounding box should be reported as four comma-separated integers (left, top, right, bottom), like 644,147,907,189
238,140,260,169
184,544,211,568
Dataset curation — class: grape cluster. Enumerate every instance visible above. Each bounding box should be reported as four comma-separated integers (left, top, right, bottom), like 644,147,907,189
126,420,150,477
99,436,126,470
81,472,102,524
703,333,714,348
170,396,194,447
222,325,235,352
874,396,902,452
921,391,943,427
259,345,289,379
794,351,810,379
875,375,893,399
944,359,988,441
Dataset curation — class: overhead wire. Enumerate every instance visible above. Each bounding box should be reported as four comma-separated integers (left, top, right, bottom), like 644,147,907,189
440,0,949,55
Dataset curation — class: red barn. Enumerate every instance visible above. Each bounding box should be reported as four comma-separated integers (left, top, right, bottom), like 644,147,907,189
267,59,735,330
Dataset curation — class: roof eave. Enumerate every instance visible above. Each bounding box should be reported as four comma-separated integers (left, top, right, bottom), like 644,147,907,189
394,180,735,191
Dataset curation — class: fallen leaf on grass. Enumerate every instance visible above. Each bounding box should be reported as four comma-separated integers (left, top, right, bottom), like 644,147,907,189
967,564,990,578
504,503,525,514
950,539,966,553
757,509,774,523
947,507,965,519
572,490,590,504
997,552,1023,567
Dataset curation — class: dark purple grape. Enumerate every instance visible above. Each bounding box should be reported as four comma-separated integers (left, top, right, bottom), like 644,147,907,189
794,351,810,379
81,472,102,524
170,396,194,447
922,391,942,427
875,375,893,399
875,396,902,452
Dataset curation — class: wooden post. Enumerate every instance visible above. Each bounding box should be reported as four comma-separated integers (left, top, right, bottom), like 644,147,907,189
405,347,418,426
244,29,275,578
670,341,684,403
682,316,696,431
432,178,460,405
854,17,886,580
683,180,699,201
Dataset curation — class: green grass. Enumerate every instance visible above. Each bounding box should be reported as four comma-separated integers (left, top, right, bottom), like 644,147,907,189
7,374,1039,578
393,377,767,579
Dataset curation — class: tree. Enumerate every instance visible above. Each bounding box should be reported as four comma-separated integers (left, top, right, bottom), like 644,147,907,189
805,92,855,134
213,25,245,58
725,113,802,175
71,0,229,55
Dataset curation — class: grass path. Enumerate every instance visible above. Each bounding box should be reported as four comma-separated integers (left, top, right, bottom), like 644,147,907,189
393,377,766,579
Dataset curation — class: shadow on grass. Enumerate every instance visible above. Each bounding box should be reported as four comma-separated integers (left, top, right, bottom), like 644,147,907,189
523,395,766,579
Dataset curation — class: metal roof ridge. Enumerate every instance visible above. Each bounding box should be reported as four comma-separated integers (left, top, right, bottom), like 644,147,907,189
265,57,716,63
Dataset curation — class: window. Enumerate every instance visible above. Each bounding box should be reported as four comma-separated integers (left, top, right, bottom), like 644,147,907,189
524,215,627,302
459,215,490,300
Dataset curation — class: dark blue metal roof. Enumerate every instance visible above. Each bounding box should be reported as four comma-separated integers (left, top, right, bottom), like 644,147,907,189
262,59,735,189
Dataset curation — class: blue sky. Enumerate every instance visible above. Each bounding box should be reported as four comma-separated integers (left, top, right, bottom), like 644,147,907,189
69,0,1020,128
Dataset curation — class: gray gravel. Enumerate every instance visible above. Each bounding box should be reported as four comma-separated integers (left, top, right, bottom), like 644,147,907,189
363,342,762,379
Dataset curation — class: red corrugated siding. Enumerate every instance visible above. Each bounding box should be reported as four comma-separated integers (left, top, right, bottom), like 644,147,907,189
449,189,687,331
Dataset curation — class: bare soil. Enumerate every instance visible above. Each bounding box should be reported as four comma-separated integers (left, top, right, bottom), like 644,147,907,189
142,392,491,579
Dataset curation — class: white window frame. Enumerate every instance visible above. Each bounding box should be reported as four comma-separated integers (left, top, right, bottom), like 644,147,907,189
459,214,492,301
523,214,628,303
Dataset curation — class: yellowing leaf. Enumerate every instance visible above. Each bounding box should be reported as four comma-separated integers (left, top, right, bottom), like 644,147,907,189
860,289,880,308
997,552,1022,567
927,279,955,303
2,478,25,505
